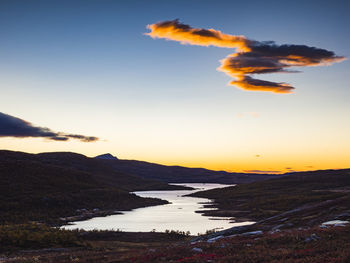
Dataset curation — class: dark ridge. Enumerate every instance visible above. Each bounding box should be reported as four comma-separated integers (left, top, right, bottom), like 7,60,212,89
95,153,118,160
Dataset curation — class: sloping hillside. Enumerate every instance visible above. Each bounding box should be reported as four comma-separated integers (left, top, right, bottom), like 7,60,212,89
95,157,283,184
190,169,350,228
0,150,187,191
0,151,175,224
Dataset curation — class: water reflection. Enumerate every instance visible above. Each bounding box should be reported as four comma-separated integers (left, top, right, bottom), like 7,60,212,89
63,183,254,234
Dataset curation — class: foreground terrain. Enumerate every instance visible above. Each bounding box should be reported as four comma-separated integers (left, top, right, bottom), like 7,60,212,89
0,223,349,262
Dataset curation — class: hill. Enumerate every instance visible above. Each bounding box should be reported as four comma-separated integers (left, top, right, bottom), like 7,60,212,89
93,155,283,184
0,150,189,192
0,150,185,225
190,169,350,229
95,153,118,160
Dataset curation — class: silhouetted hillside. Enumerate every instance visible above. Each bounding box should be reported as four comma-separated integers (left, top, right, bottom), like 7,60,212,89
190,169,350,228
0,150,186,224
0,150,188,192
95,153,118,160
94,156,283,184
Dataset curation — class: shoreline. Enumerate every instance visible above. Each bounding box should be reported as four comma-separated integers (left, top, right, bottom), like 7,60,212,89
60,183,237,232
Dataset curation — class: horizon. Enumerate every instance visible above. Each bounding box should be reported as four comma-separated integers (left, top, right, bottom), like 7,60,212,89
1,148,349,175
1,0,349,173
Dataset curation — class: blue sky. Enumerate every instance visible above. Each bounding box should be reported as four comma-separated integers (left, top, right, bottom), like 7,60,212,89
1,0,349,172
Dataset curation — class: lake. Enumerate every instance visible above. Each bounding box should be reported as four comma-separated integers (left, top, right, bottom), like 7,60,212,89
62,183,254,235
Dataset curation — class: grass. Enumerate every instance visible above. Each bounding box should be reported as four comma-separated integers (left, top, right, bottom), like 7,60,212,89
0,224,82,253
0,224,192,262
2,224,350,262
126,225,350,263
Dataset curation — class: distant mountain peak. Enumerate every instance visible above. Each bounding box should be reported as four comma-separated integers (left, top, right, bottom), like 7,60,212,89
95,153,118,160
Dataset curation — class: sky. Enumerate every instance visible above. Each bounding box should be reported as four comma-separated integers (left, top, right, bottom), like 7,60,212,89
0,0,349,173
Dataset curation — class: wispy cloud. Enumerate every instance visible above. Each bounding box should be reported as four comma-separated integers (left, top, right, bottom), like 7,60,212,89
147,19,345,94
0,112,98,142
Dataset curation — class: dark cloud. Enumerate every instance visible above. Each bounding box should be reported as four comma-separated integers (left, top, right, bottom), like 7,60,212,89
64,134,99,142
251,43,338,62
154,19,191,30
218,41,345,94
147,20,346,93
230,76,294,93
0,112,98,142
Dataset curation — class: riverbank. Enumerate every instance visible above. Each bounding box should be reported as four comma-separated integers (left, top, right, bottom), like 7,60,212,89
62,183,239,233
55,184,196,227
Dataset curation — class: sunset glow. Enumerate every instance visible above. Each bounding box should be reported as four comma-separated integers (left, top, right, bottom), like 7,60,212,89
0,1,349,174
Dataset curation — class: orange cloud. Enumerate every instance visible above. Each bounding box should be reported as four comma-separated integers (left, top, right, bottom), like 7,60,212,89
146,19,252,52
146,20,346,94
230,76,294,94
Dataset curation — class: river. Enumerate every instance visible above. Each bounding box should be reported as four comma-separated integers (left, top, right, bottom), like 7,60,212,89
62,183,254,235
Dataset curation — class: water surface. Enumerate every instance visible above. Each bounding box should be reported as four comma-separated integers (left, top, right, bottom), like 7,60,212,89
63,183,254,234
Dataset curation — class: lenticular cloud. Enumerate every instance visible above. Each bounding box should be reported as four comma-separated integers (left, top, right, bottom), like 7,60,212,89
146,19,345,94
